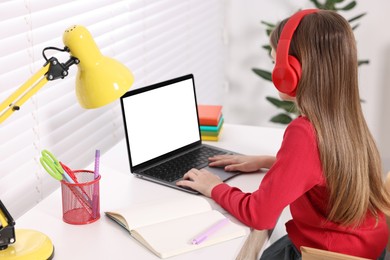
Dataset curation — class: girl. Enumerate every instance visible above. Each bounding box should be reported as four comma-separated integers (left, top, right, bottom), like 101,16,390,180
177,9,390,259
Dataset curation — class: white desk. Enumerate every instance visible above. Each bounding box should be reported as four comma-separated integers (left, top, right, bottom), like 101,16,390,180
16,124,287,259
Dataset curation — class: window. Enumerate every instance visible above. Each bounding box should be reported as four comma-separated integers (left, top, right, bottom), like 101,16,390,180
0,0,225,218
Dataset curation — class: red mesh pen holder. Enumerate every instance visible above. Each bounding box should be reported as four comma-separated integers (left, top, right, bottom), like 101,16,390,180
61,170,100,225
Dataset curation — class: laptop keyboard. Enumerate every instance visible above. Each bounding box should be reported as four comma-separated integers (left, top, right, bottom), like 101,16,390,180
140,146,228,182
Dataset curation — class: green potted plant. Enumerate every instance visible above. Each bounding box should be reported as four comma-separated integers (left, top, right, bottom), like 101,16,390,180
253,0,368,124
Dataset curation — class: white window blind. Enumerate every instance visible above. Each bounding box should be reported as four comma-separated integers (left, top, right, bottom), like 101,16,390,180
0,0,226,218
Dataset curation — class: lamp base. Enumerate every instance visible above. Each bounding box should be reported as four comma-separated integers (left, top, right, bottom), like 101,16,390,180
0,229,54,260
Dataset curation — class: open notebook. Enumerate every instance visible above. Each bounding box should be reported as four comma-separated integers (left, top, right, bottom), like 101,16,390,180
120,74,240,194
105,196,247,258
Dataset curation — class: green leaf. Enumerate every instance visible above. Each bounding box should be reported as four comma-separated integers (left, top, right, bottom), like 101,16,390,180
336,1,357,11
309,0,323,9
262,44,271,50
262,45,272,55
270,113,293,124
260,21,276,28
266,97,297,114
324,3,337,10
252,68,272,81
348,13,366,23
265,29,273,36
351,24,360,30
358,60,369,66
261,45,272,58
266,96,285,108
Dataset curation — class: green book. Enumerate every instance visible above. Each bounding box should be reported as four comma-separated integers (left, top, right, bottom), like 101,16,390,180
201,129,221,136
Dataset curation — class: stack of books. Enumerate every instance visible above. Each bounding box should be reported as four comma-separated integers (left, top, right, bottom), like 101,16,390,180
198,104,224,141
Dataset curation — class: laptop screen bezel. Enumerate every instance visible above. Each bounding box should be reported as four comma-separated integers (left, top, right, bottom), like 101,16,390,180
120,74,202,173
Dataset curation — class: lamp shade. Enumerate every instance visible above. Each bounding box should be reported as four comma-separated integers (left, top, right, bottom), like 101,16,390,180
62,25,134,108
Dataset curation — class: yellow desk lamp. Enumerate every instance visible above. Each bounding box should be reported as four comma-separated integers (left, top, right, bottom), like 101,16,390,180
0,25,134,259
0,25,134,123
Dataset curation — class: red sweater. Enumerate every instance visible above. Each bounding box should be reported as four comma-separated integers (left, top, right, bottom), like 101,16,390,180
211,117,388,259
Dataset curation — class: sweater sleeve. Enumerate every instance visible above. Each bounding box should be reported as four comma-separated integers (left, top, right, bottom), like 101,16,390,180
211,117,324,230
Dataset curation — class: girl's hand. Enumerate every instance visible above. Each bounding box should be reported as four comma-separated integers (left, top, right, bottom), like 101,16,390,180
176,168,222,197
208,155,276,172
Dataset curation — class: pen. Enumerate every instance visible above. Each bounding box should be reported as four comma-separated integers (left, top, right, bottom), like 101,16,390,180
94,149,100,179
92,149,100,218
59,161,93,205
60,162,77,182
192,218,230,245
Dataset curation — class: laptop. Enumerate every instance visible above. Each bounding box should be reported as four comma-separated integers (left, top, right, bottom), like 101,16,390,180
120,74,239,194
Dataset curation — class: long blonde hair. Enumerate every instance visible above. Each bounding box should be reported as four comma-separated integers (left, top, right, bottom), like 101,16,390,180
271,10,390,225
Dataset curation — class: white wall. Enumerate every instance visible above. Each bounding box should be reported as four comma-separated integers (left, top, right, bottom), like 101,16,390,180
356,1,390,172
223,0,390,172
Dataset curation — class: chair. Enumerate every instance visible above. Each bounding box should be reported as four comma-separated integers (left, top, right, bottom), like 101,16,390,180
235,229,270,260
300,246,370,260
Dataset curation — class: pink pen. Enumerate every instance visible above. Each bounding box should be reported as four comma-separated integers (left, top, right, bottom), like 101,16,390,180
192,218,229,245
94,149,100,179
92,149,100,218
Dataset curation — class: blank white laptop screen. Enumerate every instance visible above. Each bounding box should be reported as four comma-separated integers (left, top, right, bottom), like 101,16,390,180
121,77,200,167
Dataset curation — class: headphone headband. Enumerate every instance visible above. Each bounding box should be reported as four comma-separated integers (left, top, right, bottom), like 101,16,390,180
272,9,318,96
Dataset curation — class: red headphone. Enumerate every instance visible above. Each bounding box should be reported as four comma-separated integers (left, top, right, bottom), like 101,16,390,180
272,9,318,96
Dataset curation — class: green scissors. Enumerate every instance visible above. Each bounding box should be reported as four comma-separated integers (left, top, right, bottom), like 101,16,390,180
40,150,74,183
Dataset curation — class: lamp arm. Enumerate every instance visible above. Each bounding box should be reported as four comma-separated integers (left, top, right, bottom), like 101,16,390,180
0,200,16,249
0,55,79,124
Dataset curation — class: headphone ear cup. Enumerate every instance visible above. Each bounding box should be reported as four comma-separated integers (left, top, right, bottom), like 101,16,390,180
287,55,302,95
288,55,302,80
272,55,302,96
